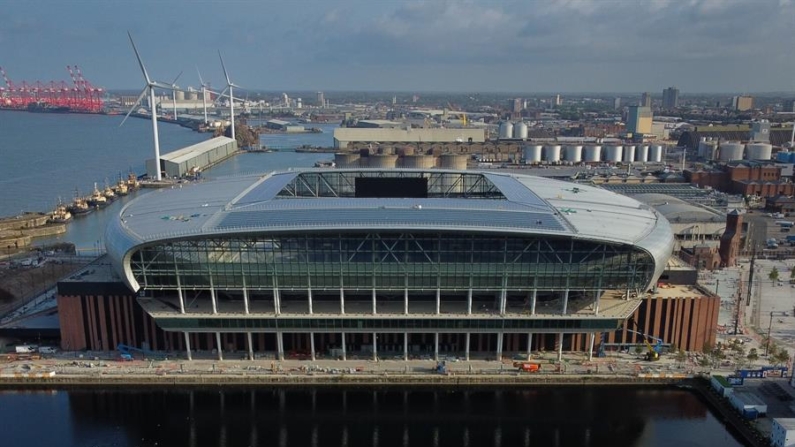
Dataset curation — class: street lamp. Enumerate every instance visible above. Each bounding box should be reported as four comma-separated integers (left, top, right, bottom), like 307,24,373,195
766,310,792,356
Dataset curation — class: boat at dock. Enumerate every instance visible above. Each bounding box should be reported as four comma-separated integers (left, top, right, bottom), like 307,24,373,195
48,199,72,224
103,181,116,201
113,178,129,196
67,190,93,217
86,183,108,208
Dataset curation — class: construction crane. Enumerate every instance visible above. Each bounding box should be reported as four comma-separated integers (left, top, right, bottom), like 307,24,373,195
627,319,665,361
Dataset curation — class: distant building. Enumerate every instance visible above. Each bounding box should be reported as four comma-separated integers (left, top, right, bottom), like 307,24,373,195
614,97,621,109
732,95,754,112
316,91,325,107
640,92,652,108
662,87,679,109
553,95,562,106
627,106,653,135
508,98,522,113
333,128,486,149
783,99,795,113
750,121,771,142
719,210,742,268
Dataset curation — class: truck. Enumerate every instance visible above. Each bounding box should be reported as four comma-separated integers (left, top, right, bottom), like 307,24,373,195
776,221,794,228
15,345,37,354
515,362,541,372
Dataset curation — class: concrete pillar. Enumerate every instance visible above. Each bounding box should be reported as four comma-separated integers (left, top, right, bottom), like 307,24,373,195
496,332,503,361
526,333,532,355
403,332,408,361
273,288,281,315
531,289,537,315
308,288,313,315
215,332,223,360
465,333,470,361
310,332,316,361
588,333,595,361
373,332,377,361
467,288,472,315
434,333,439,361
184,332,192,361
557,333,563,362
340,288,345,314
242,275,250,314
561,289,569,315
247,332,254,361
436,289,441,315
372,289,377,315
404,288,409,315
341,332,347,361
276,332,284,361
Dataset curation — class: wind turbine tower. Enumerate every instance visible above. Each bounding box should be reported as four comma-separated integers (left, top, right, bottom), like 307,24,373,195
121,32,177,181
219,51,238,142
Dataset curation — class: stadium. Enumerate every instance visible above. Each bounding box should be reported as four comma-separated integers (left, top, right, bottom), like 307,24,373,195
71,168,677,361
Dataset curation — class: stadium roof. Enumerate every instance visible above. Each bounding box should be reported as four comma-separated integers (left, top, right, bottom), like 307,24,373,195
631,193,724,222
162,136,236,164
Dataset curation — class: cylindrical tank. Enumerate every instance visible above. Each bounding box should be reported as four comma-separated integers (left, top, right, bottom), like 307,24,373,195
186,91,198,101
334,153,360,168
776,151,790,162
543,145,562,162
396,146,415,156
438,154,468,170
513,122,528,139
399,155,435,169
698,141,718,160
604,145,623,163
746,143,773,160
636,145,649,162
719,142,744,162
565,145,583,162
583,145,602,162
175,90,185,101
365,154,398,168
649,145,663,162
498,122,514,140
377,146,395,155
623,145,636,163
522,145,543,164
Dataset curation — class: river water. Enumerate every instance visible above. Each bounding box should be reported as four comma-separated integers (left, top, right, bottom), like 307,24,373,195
0,387,744,447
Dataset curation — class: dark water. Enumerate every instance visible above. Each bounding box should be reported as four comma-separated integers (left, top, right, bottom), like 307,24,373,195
0,387,744,447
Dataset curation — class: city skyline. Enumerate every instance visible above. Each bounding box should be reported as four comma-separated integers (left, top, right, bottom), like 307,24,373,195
1,0,794,93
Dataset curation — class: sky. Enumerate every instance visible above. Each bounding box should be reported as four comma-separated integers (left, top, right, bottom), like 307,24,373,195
1,0,794,93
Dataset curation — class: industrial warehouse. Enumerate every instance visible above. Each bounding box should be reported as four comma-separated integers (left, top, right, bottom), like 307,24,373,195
55,168,724,361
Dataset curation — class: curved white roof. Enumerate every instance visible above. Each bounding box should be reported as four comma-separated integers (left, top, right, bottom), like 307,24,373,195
106,169,674,290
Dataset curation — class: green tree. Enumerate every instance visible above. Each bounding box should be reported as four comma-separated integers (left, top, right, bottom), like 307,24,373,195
773,348,790,367
770,267,780,282
747,347,759,363
634,345,644,356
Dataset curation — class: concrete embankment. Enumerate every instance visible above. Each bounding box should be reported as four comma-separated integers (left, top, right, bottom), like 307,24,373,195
0,373,687,387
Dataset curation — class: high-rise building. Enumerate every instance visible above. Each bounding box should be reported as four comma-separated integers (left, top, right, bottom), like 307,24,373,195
614,97,621,110
507,98,522,113
627,106,653,135
640,92,652,108
783,99,795,113
662,87,679,109
554,95,562,106
732,96,753,111
316,91,325,107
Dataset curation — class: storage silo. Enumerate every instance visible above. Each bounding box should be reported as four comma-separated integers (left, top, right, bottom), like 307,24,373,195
396,146,415,156
175,90,185,101
746,143,773,160
543,145,562,162
522,145,543,164
438,154,468,170
365,154,398,168
649,145,663,162
565,145,583,163
623,145,636,163
699,141,718,160
186,91,198,101
776,151,790,162
604,145,623,163
399,155,436,169
583,145,602,162
718,142,744,162
498,122,514,140
636,145,649,162
513,122,528,140
334,153,360,168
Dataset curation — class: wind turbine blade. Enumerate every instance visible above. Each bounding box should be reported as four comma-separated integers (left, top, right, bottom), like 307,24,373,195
171,70,183,86
219,51,231,85
127,31,151,84
196,66,205,86
151,81,176,90
214,86,229,105
119,86,148,127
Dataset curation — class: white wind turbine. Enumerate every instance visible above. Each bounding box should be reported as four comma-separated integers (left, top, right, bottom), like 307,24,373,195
196,66,210,124
120,32,177,181
169,71,183,122
217,51,239,142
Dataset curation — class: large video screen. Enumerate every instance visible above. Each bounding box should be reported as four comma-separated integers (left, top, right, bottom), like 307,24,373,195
355,177,428,198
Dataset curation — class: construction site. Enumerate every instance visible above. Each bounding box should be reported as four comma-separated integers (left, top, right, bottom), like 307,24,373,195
0,65,104,113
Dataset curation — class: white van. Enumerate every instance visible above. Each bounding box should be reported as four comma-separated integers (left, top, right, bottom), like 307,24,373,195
38,346,57,354
15,345,37,354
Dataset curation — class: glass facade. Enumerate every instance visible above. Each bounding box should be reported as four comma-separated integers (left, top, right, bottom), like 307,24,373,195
157,317,621,331
131,232,655,293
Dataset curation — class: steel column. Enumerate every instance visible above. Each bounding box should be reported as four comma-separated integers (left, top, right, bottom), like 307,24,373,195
467,288,472,315
340,288,345,314
373,332,377,361
403,332,408,361
310,332,316,361
210,275,218,315
496,332,503,361
527,333,532,355
184,332,192,361
247,332,254,361
403,288,409,315
372,289,377,315
215,332,223,360
588,333,595,361
562,289,569,315
531,289,537,315
434,333,439,361
465,333,470,361
276,332,284,361
242,274,249,314
341,332,347,361
436,289,440,315
557,333,563,362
